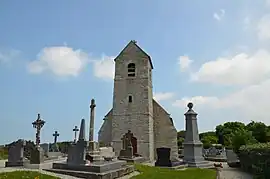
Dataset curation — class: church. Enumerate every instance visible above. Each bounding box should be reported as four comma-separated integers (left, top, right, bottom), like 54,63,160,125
98,40,178,162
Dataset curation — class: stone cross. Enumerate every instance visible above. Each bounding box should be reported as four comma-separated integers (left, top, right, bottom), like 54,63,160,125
32,113,45,147
73,125,79,142
89,99,96,142
53,131,60,144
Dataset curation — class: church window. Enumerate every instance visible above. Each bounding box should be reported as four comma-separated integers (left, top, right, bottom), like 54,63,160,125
128,95,133,103
127,63,136,77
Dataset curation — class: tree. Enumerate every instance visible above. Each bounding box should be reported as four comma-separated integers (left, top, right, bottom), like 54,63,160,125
177,130,185,139
199,131,216,140
215,122,246,146
231,128,257,153
246,121,270,143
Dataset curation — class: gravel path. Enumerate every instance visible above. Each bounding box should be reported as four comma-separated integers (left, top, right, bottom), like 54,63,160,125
218,163,253,179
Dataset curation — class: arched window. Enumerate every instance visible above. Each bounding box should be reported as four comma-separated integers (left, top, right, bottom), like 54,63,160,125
127,63,136,77
128,95,133,103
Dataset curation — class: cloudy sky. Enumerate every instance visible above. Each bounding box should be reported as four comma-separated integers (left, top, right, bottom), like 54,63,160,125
0,0,270,144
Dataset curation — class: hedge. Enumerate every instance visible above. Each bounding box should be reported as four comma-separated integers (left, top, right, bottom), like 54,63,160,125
238,142,270,179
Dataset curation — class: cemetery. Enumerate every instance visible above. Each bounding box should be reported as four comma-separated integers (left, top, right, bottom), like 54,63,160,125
0,41,269,179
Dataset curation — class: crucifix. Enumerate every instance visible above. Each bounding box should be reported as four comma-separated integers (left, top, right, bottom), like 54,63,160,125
53,131,60,144
73,125,79,142
32,113,45,147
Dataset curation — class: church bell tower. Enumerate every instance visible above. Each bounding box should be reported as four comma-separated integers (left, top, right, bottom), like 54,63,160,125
111,40,155,162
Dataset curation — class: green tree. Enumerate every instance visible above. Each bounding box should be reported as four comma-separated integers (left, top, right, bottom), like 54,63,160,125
177,130,185,139
215,122,246,146
231,128,257,153
246,121,270,143
177,137,185,148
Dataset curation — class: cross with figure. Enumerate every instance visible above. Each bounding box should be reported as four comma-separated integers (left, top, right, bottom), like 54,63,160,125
53,131,60,144
32,113,45,147
73,125,79,142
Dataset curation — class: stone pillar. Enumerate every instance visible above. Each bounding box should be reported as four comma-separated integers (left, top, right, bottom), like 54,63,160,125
89,99,96,142
87,99,103,161
183,102,212,168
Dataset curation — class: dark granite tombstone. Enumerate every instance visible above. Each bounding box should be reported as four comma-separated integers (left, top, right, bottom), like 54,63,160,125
155,147,172,167
5,139,27,167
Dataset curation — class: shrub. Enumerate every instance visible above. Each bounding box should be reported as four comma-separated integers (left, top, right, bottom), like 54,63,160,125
238,142,270,179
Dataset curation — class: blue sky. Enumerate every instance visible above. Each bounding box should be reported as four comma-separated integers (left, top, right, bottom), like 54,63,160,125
1,0,270,144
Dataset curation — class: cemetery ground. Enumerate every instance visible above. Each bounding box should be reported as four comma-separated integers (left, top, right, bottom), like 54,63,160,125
0,163,216,179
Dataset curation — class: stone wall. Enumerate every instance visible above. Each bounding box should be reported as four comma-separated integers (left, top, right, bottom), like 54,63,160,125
98,110,112,146
153,100,178,160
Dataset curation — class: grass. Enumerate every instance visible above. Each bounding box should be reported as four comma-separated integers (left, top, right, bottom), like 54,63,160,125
131,164,216,179
0,148,8,160
0,171,60,179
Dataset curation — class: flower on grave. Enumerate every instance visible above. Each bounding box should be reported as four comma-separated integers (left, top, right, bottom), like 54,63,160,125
214,162,223,168
34,176,40,179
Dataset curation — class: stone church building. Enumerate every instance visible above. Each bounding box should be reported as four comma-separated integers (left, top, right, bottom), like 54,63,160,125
98,40,178,162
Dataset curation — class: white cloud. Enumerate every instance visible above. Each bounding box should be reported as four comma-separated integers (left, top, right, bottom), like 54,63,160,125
154,92,174,101
92,55,115,80
178,56,193,72
257,14,270,40
172,96,219,108
213,9,225,21
0,49,21,64
172,79,270,124
27,46,89,77
191,49,270,85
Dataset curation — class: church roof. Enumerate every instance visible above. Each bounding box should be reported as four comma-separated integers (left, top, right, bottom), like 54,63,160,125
114,40,154,69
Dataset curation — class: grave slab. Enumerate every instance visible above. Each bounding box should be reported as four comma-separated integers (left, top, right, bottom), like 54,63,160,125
45,164,134,179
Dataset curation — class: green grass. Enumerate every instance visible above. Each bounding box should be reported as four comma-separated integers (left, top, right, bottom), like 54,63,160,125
0,171,60,179
131,164,216,179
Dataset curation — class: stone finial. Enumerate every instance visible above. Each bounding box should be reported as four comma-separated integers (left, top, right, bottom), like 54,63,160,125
78,118,86,140
187,102,193,109
184,102,197,116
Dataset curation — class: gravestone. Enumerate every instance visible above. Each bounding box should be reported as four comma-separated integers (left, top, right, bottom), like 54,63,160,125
226,149,240,167
155,147,172,167
100,147,115,160
119,131,133,159
30,147,45,164
48,119,135,179
51,131,60,152
40,143,49,157
204,145,227,162
67,119,88,166
5,139,27,167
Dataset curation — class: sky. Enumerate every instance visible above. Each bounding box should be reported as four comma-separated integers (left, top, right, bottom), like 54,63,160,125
0,0,270,144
